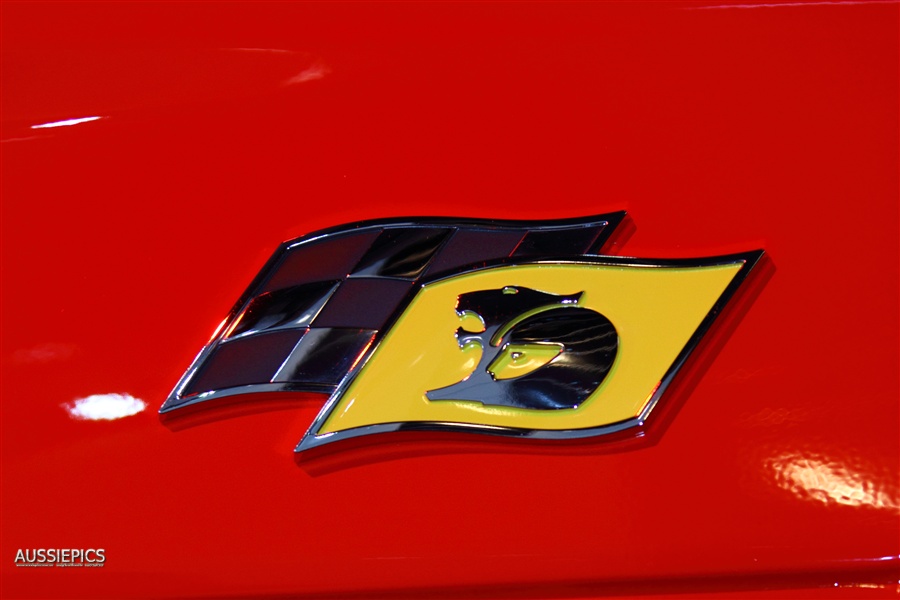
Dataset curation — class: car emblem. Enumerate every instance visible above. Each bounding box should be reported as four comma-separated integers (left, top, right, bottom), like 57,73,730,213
161,213,763,452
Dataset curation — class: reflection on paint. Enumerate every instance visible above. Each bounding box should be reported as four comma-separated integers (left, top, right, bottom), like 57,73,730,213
687,1,897,9
31,116,104,129
225,47,295,54
12,342,77,365
771,453,899,512
283,63,330,86
64,393,147,421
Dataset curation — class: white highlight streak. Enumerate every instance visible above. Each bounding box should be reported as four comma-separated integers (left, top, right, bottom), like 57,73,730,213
284,63,330,85
771,453,899,512
688,0,896,9
226,47,295,54
64,393,147,421
31,116,104,130
1,136,42,144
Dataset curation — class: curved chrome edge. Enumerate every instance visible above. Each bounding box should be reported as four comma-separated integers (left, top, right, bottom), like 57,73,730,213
294,417,645,452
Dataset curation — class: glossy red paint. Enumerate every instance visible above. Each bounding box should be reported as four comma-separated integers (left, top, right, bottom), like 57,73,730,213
1,2,898,598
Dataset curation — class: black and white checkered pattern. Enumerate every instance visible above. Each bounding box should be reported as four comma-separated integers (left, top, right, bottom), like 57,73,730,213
164,213,623,409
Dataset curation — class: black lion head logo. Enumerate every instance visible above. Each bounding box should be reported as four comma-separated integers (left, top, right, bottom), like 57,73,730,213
426,286,618,410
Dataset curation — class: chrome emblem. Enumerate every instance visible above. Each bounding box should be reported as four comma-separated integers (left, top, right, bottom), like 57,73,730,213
161,213,762,451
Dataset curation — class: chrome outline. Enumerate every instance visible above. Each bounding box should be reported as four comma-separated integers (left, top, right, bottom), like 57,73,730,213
294,249,764,452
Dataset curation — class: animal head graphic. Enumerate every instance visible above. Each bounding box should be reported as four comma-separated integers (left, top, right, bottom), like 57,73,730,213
426,286,618,410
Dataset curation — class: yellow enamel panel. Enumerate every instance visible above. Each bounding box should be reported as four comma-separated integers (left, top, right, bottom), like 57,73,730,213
318,262,742,435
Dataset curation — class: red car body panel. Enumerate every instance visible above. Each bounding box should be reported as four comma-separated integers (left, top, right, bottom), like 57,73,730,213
1,2,898,598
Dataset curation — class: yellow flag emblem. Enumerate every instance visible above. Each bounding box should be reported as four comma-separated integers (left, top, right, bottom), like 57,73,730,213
300,254,761,451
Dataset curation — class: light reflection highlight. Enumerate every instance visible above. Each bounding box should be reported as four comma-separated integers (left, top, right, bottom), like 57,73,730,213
771,453,899,512
64,393,147,421
283,63,330,86
687,1,897,8
12,342,77,365
31,116,104,130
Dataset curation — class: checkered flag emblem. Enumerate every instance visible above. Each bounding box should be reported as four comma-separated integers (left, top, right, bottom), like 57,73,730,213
161,213,626,413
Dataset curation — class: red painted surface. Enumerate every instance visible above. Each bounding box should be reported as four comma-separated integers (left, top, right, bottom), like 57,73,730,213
1,2,898,598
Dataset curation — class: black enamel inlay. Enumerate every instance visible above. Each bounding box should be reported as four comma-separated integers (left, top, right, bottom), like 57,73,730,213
311,278,413,330
182,329,306,397
512,225,604,257
262,229,381,293
227,281,339,338
423,228,525,276
273,328,377,385
349,227,452,279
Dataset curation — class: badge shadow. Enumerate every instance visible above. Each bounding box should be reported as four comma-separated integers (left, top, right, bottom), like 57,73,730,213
159,391,328,432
